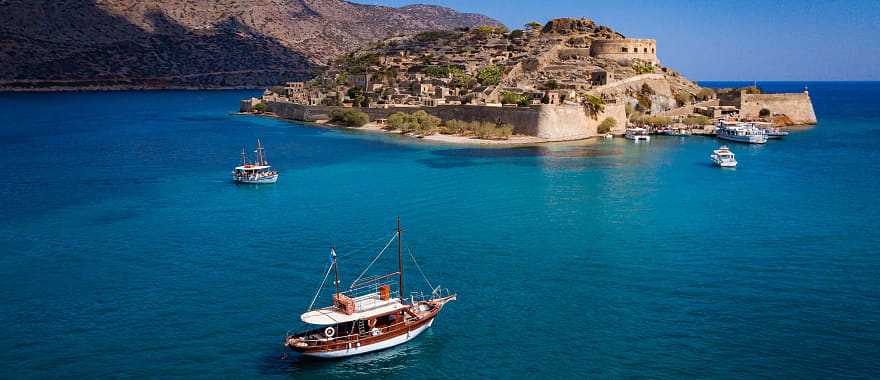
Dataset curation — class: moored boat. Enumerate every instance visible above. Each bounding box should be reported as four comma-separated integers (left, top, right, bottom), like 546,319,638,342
751,122,789,139
232,139,278,184
716,122,767,144
710,145,738,167
284,218,456,358
625,127,650,142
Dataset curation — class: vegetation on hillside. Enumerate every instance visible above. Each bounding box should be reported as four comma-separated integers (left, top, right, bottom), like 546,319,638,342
476,65,503,86
501,92,531,106
329,109,369,127
598,117,616,134
441,120,513,139
582,94,605,119
386,110,441,136
682,115,711,126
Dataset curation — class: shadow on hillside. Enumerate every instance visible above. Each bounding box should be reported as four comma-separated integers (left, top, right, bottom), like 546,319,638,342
2,2,313,89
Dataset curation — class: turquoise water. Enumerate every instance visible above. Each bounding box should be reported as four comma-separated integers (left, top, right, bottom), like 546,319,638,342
1,82,878,378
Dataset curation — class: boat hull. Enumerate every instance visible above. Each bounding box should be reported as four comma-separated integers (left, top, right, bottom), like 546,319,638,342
717,134,766,144
233,174,278,184
301,317,434,358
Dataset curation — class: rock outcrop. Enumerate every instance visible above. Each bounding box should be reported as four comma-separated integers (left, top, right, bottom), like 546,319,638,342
0,0,501,90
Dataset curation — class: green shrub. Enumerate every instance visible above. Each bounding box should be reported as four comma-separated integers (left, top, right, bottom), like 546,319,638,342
384,110,441,136
476,65,503,86
640,83,655,95
424,65,451,78
526,21,543,29
440,120,513,140
329,109,369,127
545,79,559,90
598,117,616,134
252,103,267,113
415,30,460,42
682,115,711,126
582,94,605,119
509,29,524,39
740,86,762,94
633,63,655,74
501,92,531,106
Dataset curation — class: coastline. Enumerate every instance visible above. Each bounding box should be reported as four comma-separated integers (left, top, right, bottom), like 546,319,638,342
236,111,555,146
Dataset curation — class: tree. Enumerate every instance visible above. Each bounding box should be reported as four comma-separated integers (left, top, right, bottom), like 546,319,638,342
545,79,559,90
476,65,503,86
329,109,369,127
509,29,524,39
598,117,617,134
526,21,542,29
582,94,606,119
501,92,530,107
640,83,655,95
252,103,267,113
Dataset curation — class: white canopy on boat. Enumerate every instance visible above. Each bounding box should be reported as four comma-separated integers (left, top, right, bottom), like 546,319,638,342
300,293,406,325
234,165,271,171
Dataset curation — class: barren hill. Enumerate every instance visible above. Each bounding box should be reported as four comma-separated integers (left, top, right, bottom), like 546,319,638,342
0,0,501,90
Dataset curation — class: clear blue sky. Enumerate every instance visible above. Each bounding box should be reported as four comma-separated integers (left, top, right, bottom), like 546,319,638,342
355,0,879,81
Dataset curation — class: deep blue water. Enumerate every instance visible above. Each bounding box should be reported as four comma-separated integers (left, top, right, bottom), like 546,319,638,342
1,82,879,378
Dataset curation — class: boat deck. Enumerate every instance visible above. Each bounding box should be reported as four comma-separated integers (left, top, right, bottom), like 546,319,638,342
300,293,405,325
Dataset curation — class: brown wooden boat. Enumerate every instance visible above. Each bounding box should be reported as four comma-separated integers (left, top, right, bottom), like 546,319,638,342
284,218,456,358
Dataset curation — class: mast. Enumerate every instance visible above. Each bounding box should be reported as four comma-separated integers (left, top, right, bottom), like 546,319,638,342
255,139,266,166
397,217,404,304
240,148,248,165
332,247,340,298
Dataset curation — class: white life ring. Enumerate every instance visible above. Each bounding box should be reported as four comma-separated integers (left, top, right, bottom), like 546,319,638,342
324,326,335,338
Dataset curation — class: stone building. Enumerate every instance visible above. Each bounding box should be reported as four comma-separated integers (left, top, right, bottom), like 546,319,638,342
590,38,659,65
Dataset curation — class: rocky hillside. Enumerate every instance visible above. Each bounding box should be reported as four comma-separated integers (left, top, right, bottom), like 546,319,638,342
0,0,501,90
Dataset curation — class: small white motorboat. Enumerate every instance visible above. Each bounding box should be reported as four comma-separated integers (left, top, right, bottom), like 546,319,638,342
625,127,650,142
710,145,738,167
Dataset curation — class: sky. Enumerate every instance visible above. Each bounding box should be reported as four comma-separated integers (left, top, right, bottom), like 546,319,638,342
355,0,880,81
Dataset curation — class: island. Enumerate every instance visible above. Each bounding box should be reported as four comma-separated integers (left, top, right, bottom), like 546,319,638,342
240,18,817,144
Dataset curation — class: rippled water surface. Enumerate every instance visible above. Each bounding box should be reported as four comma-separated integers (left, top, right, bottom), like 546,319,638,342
1,82,878,378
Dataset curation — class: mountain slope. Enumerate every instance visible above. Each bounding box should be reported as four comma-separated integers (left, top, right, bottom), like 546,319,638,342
0,0,501,90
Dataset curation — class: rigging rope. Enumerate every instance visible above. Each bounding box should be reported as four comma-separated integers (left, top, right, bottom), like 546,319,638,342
408,246,434,291
307,262,335,311
349,232,398,289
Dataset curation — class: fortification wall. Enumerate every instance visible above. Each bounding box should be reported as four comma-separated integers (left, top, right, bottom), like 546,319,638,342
590,38,659,65
740,92,817,124
264,101,624,140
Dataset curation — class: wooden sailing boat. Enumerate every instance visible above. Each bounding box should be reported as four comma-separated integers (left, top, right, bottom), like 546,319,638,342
284,218,456,358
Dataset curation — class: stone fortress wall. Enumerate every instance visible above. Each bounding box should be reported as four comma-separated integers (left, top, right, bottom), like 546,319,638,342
257,101,626,141
589,39,659,65
740,92,817,125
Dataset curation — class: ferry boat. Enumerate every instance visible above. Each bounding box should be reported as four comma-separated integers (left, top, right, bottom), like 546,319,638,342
710,145,738,167
284,218,456,358
625,127,650,142
232,139,278,184
716,122,767,144
751,122,789,139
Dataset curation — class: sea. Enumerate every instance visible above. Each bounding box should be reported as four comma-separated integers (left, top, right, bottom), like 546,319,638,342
1,82,878,379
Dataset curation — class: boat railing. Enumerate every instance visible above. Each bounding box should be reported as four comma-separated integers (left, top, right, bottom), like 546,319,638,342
291,317,415,346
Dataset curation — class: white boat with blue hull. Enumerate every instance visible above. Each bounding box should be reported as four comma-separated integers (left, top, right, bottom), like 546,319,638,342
232,139,278,184
716,122,767,144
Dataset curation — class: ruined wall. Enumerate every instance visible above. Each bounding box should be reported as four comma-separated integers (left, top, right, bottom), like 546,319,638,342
590,39,659,65
739,92,817,124
264,101,623,140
